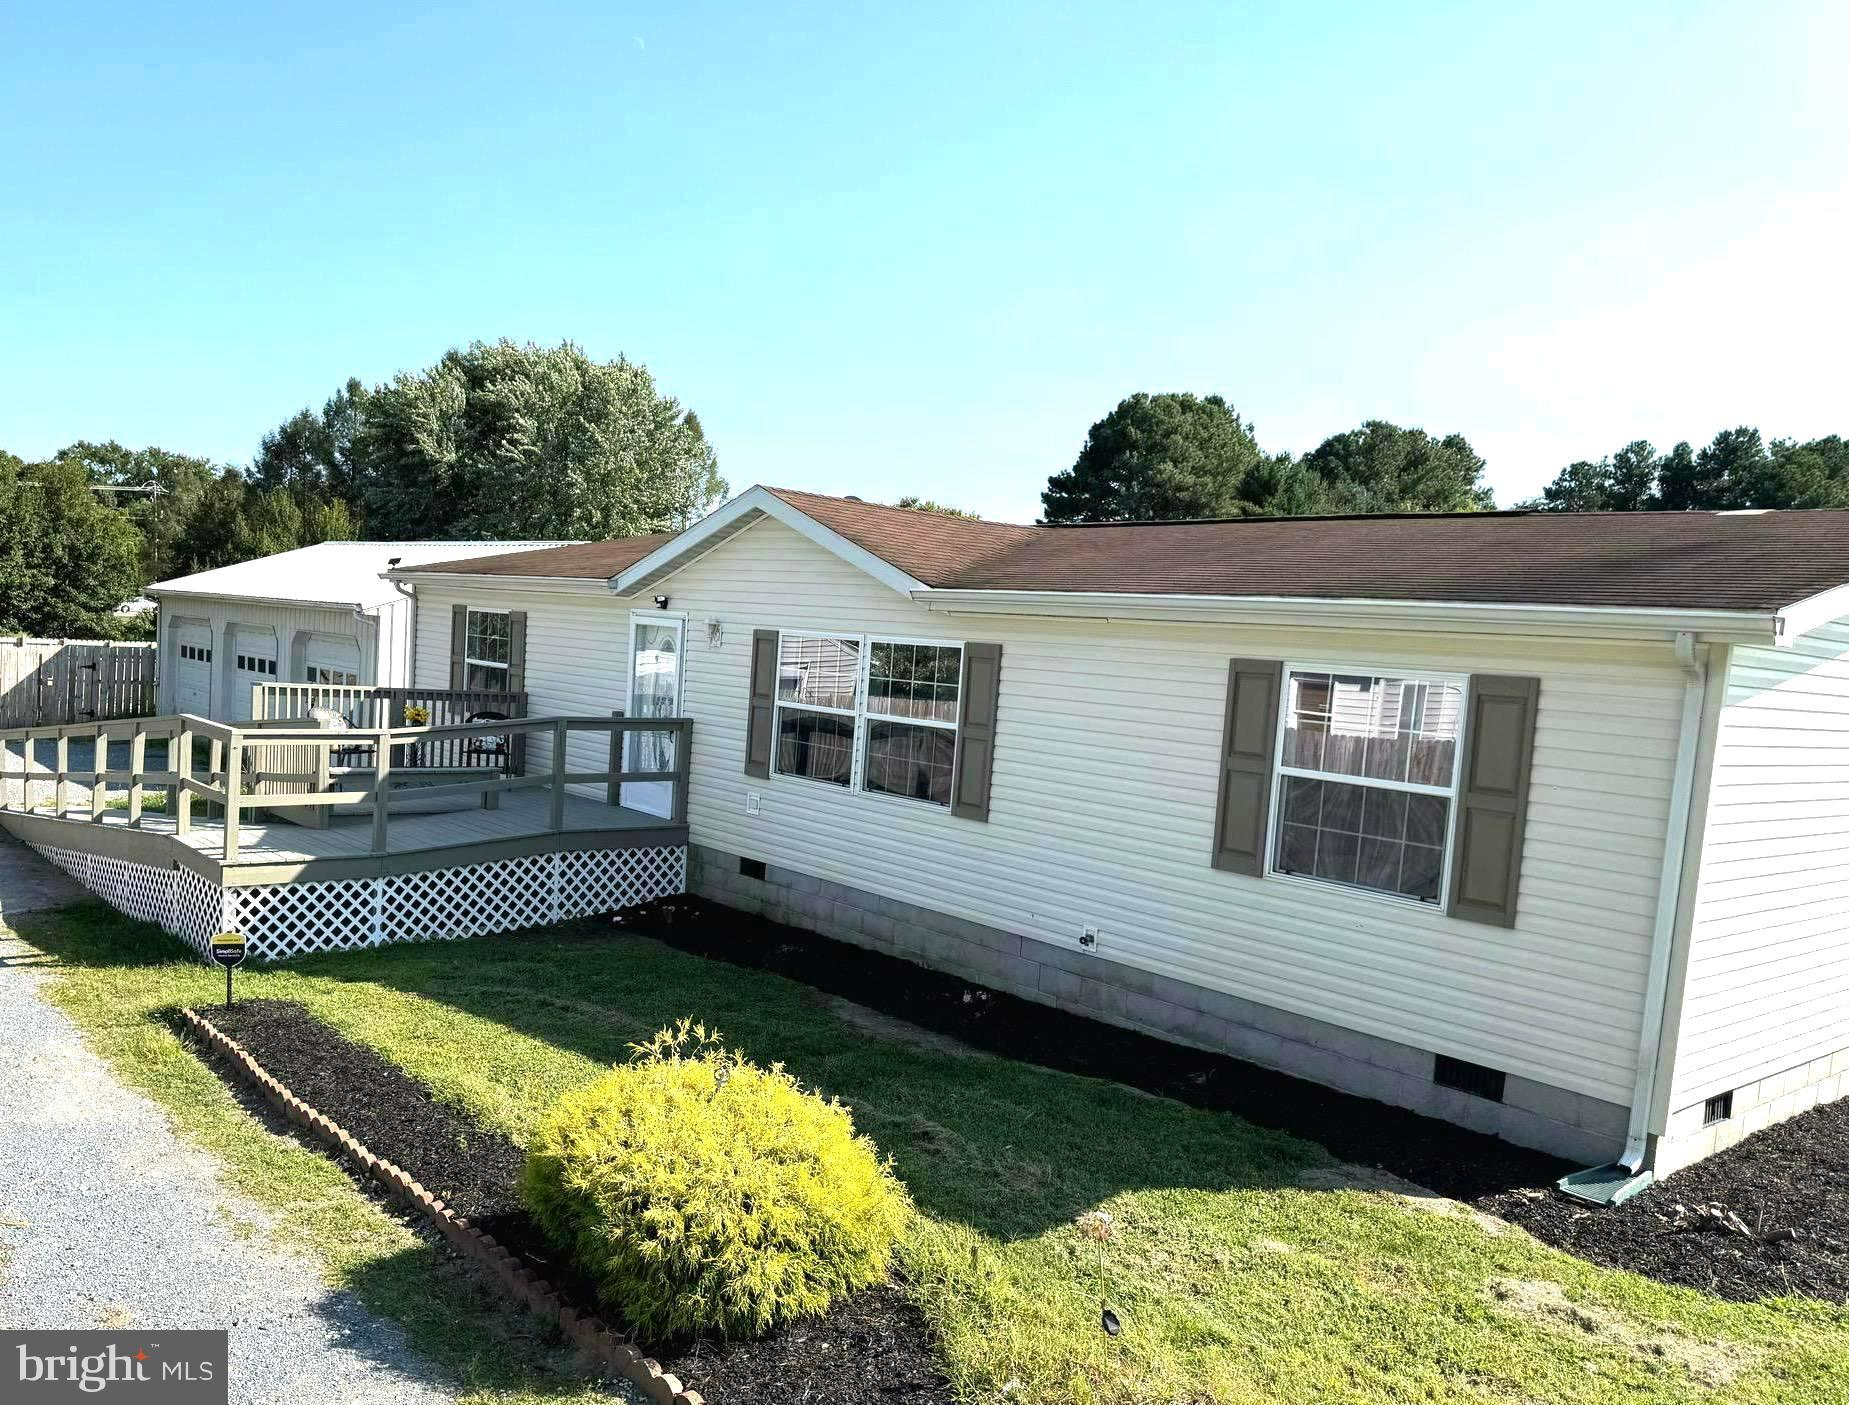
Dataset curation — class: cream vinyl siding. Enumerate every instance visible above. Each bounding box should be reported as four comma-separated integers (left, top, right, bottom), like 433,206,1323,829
1668,617,1849,1108
585,517,1677,1106
413,585,630,792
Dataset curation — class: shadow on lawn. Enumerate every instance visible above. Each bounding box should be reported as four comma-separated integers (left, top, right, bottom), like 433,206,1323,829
288,906,1567,1243
274,935,1318,1243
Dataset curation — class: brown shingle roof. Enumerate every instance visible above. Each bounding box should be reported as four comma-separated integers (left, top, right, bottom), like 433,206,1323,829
763,489,1039,583
410,534,675,580
774,492,1849,611
932,510,1849,611
402,491,1849,614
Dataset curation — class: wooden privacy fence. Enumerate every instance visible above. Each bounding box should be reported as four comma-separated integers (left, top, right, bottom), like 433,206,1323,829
0,639,157,727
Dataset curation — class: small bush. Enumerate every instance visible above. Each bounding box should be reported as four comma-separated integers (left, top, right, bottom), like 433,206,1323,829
521,1020,911,1340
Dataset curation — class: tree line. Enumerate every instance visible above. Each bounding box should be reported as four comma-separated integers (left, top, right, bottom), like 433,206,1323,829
0,340,726,638
1032,392,1849,523
6,360,1844,640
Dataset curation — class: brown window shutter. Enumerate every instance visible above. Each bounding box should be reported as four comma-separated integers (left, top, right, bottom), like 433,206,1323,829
448,604,467,689
1448,675,1540,928
507,611,528,693
745,629,778,778
951,642,1003,821
1212,658,1283,875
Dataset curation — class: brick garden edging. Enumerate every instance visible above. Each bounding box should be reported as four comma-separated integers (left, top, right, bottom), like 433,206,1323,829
179,1007,705,1405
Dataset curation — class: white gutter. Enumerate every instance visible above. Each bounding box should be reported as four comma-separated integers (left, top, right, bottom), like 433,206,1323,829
382,571,612,597
145,587,372,612
1617,630,1708,1173
914,588,1780,647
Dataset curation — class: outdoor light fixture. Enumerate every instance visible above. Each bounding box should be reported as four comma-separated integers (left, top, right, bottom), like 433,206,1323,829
654,594,671,609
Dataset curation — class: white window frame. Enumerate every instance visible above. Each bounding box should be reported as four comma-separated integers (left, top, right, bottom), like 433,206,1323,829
464,607,511,690
770,629,964,811
1264,661,1469,910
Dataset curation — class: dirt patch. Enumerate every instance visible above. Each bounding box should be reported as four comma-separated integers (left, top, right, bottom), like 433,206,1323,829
1299,1164,1510,1236
1486,1278,1762,1387
203,998,953,1405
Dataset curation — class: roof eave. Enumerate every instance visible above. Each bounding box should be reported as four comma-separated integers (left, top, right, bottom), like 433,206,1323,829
1772,580,1849,646
913,588,1781,646
145,585,372,612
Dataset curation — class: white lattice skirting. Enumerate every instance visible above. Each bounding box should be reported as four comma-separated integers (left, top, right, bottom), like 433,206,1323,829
27,842,687,963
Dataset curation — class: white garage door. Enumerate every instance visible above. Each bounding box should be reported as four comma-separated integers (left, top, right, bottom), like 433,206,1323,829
229,630,278,721
304,634,362,686
172,623,212,715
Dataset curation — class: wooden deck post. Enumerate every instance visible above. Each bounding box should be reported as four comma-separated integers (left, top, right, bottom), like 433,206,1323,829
549,718,568,832
371,728,392,853
90,724,110,821
222,732,242,862
606,711,624,808
127,724,145,826
671,719,692,822
54,733,69,818
175,724,193,836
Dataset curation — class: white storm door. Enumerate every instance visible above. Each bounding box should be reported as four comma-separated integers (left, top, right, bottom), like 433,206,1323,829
624,614,685,818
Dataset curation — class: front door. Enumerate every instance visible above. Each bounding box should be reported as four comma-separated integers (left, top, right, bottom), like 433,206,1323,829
624,615,684,817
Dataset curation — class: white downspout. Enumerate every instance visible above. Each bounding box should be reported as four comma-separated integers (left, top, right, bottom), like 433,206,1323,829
1617,630,1707,1173
389,578,417,689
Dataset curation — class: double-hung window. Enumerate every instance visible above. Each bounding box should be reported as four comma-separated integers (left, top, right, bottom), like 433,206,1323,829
464,608,511,690
1269,668,1466,903
773,632,964,808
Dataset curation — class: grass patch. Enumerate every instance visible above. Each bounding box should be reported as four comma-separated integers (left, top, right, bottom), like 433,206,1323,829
103,791,168,812
18,902,1849,1405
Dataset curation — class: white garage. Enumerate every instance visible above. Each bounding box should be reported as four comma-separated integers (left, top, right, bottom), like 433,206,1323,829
147,539,568,720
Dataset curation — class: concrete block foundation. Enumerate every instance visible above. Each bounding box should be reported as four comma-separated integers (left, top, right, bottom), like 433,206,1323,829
688,843,1629,1167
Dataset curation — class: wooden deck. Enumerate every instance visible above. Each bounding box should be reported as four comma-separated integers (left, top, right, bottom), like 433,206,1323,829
0,791,685,886
1,710,692,960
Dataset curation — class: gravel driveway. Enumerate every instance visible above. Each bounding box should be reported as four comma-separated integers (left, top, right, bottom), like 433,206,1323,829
0,840,458,1404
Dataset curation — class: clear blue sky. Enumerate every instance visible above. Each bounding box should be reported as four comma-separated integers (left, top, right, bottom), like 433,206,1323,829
3,2,1843,522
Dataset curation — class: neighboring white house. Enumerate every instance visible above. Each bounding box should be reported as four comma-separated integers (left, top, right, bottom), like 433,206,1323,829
387,487,1849,1186
147,540,566,720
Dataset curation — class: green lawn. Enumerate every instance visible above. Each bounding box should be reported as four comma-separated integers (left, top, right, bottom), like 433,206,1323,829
13,900,1849,1405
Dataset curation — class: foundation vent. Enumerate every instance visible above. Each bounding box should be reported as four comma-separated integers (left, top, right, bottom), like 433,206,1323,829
1433,1054,1506,1103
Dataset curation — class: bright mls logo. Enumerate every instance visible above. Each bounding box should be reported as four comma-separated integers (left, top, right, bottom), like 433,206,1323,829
3,1331,227,1403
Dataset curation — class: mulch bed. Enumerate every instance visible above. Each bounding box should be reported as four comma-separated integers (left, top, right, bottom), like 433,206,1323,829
1480,1098,1849,1303
622,894,1849,1305
203,998,952,1405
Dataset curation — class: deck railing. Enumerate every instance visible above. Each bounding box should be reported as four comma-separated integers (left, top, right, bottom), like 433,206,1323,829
0,712,691,864
251,683,529,769
0,715,232,825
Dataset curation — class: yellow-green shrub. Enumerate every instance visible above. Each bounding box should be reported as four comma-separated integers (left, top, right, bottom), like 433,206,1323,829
521,1020,911,1340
